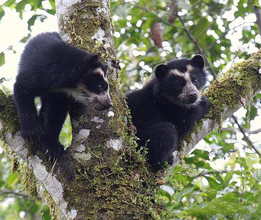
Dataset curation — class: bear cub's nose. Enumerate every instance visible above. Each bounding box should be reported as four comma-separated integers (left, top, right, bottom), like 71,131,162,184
188,92,198,102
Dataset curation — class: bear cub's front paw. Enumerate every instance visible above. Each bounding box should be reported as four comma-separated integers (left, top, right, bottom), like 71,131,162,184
41,138,65,160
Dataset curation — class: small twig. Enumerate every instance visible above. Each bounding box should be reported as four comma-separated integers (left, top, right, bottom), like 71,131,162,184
0,189,29,199
44,158,57,184
194,170,228,179
175,12,216,78
232,115,261,157
253,5,261,35
127,2,181,29
246,128,261,135
221,127,261,135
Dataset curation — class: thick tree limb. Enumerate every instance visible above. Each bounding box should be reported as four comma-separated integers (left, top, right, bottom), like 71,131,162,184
168,51,261,175
0,1,160,219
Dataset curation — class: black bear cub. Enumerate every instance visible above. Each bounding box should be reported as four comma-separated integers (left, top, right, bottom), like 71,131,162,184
126,55,210,171
14,32,112,159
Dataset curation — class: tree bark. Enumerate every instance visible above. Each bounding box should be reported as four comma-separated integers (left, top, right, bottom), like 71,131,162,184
0,0,261,219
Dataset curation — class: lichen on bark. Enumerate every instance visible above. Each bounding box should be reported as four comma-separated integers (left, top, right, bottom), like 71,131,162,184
52,0,162,219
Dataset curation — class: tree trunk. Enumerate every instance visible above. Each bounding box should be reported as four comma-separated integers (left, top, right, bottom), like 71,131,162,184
0,0,261,219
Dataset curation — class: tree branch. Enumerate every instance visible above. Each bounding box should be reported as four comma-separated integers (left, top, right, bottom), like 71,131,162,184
0,189,30,199
175,12,216,78
166,50,261,176
232,115,261,157
253,5,261,35
0,1,160,219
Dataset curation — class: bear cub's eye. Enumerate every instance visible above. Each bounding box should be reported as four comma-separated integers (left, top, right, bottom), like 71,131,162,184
97,83,107,91
192,79,197,84
176,81,184,86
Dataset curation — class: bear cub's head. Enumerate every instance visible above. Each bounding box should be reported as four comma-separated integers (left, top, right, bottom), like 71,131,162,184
154,54,207,107
69,54,112,111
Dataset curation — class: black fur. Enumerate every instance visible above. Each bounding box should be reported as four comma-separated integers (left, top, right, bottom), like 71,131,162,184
126,55,210,171
14,32,112,159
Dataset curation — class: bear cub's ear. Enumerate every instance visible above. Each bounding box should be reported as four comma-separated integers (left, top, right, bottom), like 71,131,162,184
80,54,100,75
190,54,204,69
88,54,99,64
81,54,99,67
155,64,169,79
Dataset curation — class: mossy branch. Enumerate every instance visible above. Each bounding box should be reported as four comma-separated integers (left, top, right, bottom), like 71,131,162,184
1,1,161,219
167,49,261,175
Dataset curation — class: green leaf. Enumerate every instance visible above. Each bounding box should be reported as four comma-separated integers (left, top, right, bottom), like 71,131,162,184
6,172,19,187
224,172,233,186
249,106,257,121
191,149,209,160
27,14,47,31
0,78,6,84
48,0,56,10
15,0,27,18
159,188,172,201
0,52,5,66
204,176,222,190
20,34,31,43
0,7,5,20
4,0,15,7
27,14,37,31
175,187,195,204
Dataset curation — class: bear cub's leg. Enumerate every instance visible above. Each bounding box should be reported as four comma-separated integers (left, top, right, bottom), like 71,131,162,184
14,83,43,140
136,122,178,171
40,93,70,159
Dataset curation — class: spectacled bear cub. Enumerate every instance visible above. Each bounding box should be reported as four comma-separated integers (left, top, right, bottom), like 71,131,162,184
126,55,210,171
14,32,112,159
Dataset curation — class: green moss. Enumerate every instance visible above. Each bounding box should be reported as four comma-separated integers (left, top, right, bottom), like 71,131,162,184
205,55,260,127
52,2,163,218
60,1,114,61
178,52,261,155
17,163,38,198
61,146,163,219
1,5,259,216
41,190,60,220
0,90,19,135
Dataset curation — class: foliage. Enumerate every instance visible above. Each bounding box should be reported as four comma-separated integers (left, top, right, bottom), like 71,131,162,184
111,0,260,90
159,124,261,219
0,0,56,67
0,147,51,219
110,0,261,219
0,0,261,219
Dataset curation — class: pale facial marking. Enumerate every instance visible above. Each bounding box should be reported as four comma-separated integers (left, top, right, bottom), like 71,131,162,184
92,67,108,83
59,66,112,110
186,64,194,72
177,81,201,108
69,83,112,110
169,69,192,83
62,88,92,104
75,84,111,105
169,68,201,107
